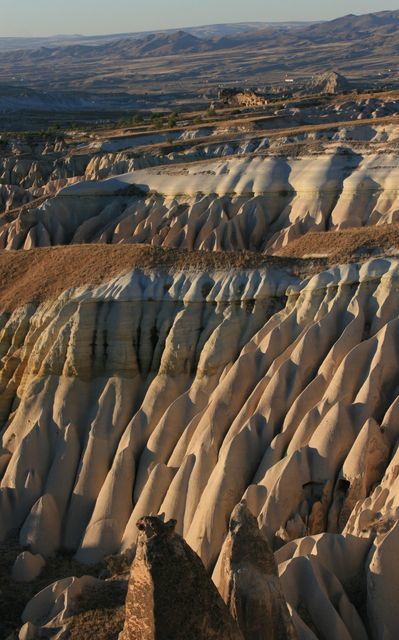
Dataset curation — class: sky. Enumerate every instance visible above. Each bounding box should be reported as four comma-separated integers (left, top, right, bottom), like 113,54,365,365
2,0,399,37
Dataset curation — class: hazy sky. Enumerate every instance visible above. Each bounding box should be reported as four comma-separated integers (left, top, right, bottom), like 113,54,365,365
2,0,399,36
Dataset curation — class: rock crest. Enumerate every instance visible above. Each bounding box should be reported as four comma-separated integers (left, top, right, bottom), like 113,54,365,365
217,502,297,640
120,515,244,640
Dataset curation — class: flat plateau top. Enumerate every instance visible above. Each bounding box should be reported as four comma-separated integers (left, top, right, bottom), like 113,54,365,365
3,223,399,310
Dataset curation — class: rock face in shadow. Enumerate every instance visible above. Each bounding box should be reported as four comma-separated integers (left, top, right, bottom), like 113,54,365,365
120,516,244,640
216,501,297,640
367,521,399,640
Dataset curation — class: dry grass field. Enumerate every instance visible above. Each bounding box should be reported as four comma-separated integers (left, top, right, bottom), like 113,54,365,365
2,224,399,311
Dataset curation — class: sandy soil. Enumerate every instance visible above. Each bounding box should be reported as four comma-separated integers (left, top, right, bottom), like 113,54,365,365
0,245,299,311
2,225,399,311
272,223,399,262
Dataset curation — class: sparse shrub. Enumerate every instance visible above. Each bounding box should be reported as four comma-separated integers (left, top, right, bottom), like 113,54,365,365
104,551,133,576
152,116,164,129
167,112,178,128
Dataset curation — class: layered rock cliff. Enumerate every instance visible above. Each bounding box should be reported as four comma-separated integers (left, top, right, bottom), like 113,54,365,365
2,251,399,637
3,151,399,252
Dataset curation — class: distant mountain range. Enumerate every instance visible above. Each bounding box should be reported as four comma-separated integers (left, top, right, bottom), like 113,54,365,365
1,11,398,61
0,11,398,94
0,21,312,51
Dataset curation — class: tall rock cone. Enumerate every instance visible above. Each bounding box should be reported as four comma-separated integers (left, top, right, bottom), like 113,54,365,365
217,501,297,640
120,515,244,640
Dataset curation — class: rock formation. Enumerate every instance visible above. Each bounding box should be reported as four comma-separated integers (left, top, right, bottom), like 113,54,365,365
3,83,399,639
12,551,45,583
3,150,399,252
120,515,244,640
307,72,351,95
1,253,399,636
20,574,103,636
215,501,297,640
218,87,268,107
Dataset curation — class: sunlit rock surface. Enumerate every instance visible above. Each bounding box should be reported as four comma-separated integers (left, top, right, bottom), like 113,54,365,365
3,152,399,251
2,257,399,636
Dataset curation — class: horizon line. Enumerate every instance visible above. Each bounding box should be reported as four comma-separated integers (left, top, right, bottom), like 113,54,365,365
0,11,379,40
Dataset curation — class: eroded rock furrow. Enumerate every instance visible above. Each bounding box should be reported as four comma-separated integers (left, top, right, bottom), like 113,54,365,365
4,153,399,253
1,258,399,637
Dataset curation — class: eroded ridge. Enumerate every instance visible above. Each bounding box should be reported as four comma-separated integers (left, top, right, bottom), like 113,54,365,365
4,152,399,252
1,258,399,637
121,515,244,640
